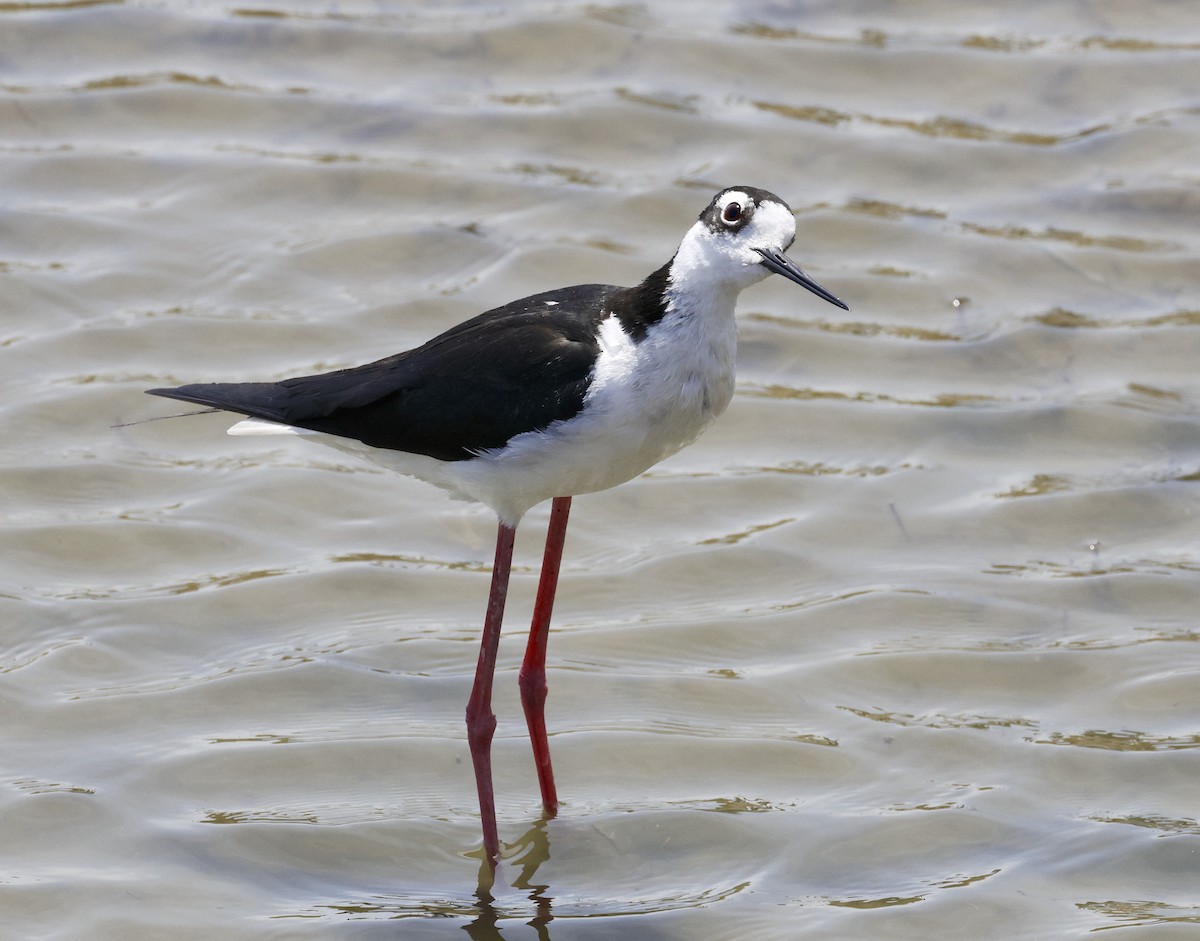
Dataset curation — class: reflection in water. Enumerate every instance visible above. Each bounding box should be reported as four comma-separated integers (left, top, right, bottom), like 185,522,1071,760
307,818,557,933
308,813,751,927
466,818,554,940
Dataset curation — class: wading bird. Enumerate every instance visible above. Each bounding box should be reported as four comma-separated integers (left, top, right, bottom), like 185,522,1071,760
148,186,848,863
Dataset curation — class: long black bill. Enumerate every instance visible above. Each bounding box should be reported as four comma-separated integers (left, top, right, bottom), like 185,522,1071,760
754,248,849,311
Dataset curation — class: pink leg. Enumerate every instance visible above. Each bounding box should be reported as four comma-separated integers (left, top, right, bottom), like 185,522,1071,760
519,495,572,817
466,519,517,864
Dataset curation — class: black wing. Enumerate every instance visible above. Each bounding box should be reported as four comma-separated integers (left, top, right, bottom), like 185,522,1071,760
148,284,621,462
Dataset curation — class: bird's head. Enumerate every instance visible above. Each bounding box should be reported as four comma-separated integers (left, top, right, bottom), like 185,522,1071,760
675,186,848,310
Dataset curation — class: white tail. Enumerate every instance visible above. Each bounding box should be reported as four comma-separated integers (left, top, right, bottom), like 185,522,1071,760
227,418,310,437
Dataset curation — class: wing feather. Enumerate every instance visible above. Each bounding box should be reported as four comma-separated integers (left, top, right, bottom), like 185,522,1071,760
148,285,618,462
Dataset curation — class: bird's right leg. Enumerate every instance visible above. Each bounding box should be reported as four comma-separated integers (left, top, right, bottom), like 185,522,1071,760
466,520,517,864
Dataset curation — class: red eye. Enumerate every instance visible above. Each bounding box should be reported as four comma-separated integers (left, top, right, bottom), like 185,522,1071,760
722,202,742,224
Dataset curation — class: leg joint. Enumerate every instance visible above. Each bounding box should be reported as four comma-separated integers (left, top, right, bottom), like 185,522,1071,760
518,666,548,706
465,704,497,747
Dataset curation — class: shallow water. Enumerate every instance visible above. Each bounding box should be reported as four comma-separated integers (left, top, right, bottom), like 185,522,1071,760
3,1,1199,938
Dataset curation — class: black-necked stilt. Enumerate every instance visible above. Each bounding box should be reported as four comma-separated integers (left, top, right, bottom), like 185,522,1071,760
148,186,848,863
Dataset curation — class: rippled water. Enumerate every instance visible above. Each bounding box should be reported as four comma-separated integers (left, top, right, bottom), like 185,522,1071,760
3,1,1199,938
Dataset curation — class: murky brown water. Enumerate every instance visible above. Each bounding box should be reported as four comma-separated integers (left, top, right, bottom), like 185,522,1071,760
3,1,1199,938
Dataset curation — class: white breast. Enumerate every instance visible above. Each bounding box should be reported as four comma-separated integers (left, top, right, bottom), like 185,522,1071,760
443,292,737,522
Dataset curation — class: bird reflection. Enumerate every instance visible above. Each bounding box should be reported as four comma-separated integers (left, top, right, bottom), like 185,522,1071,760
464,817,555,940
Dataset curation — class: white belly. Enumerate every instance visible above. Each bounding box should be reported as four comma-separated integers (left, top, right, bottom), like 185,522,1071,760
453,310,737,521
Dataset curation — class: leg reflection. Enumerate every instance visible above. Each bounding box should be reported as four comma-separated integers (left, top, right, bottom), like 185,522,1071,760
466,816,555,939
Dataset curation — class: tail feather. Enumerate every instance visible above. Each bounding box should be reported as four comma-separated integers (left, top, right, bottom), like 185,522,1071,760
227,418,308,436
146,383,292,424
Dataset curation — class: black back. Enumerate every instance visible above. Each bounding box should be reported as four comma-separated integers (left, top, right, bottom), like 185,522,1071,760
148,281,653,462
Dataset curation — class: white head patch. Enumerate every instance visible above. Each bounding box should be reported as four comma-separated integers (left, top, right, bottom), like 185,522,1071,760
670,187,798,292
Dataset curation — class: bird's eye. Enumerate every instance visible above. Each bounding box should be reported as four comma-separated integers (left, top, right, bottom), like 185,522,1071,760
721,202,742,225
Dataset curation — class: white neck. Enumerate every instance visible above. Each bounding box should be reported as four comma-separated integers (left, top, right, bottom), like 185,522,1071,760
661,220,769,324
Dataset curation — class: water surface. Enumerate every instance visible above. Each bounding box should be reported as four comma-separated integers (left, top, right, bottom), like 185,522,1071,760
2,1,1199,938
